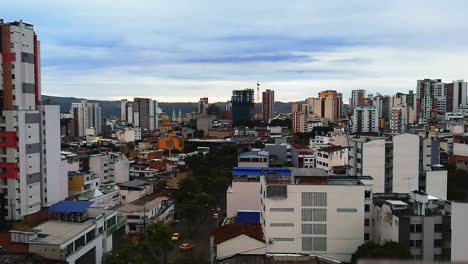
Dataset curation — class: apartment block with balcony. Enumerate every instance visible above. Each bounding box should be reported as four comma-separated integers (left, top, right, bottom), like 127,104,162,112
68,171,99,197
227,167,291,218
117,195,174,233
0,20,64,220
371,191,452,262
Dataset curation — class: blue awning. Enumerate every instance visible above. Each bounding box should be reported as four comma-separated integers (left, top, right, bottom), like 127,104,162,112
48,201,94,213
236,210,260,224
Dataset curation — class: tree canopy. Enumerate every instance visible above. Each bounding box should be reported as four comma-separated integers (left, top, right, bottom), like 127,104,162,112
103,221,173,264
351,241,411,264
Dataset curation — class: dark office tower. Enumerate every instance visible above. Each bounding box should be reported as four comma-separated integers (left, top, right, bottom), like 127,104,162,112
198,97,209,116
262,89,275,122
133,98,150,130
231,89,255,123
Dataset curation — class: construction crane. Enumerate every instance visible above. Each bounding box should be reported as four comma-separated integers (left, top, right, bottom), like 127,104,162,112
256,82,260,105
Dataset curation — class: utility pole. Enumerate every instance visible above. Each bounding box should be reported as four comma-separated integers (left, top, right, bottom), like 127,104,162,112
143,202,146,231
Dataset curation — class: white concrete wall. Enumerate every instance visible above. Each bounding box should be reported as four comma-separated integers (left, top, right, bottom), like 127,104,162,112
42,105,67,206
217,235,266,260
227,181,261,218
453,143,468,156
451,202,468,262
425,170,447,200
113,154,129,183
262,180,366,262
372,204,399,244
362,139,386,193
90,155,109,183
392,134,419,193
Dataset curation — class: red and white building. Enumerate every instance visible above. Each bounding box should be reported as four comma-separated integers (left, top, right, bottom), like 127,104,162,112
1,20,65,220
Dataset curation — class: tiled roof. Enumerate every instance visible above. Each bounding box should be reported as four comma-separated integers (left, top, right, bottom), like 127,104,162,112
449,155,468,161
211,223,264,244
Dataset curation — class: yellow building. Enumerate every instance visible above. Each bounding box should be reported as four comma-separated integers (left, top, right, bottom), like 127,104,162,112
68,171,99,196
158,133,184,152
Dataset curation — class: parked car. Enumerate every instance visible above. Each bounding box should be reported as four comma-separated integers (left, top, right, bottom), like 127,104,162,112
171,233,180,241
178,242,194,252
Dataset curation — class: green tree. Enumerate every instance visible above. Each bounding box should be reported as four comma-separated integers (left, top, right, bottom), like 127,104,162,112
446,163,468,201
176,178,202,202
351,241,411,264
253,140,265,149
270,118,292,128
139,221,173,264
102,239,145,264
103,222,173,264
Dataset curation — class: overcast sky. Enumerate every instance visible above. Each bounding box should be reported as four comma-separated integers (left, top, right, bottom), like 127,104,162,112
4,1,468,102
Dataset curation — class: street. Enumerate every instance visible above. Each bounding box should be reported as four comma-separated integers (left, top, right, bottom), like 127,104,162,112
165,198,226,264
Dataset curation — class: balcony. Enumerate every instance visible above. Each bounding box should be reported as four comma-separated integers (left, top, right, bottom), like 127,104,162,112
0,132,17,148
106,216,127,236
0,163,18,179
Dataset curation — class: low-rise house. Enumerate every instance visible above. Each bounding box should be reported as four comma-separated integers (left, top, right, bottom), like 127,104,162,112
8,201,125,264
117,195,174,233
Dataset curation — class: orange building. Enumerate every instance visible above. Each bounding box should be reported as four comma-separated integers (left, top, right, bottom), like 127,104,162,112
318,90,340,122
158,133,184,152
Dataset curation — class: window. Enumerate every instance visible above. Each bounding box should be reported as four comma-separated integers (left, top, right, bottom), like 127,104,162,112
434,239,443,248
364,233,370,240
270,223,294,227
272,238,294,242
434,224,443,233
414,240,422,248
302,224,326,234
266,185,287,199
302,237,326,251
410,224,415,232
415,224,422,232
270,208,294,212
302,192,327,206
365,204,370,212
74,235,85,250
302,208,326,221
365,190,371,199
364,219,370,226
337,208,357,213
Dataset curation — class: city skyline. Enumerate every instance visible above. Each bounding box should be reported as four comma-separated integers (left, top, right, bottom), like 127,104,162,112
3,1,468,102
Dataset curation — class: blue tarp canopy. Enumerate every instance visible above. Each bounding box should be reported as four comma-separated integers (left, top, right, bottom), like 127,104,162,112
236,210,261,224
48,201,94,213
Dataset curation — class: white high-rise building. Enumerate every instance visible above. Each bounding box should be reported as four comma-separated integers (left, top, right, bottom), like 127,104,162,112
450,80,468,112
121,98,159,131
348,134,420,193
0,20,66,220
120,99,133,124
71,100,101,137
351,105,378,133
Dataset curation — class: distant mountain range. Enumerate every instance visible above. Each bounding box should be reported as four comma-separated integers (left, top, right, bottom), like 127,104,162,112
42,95,299,117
